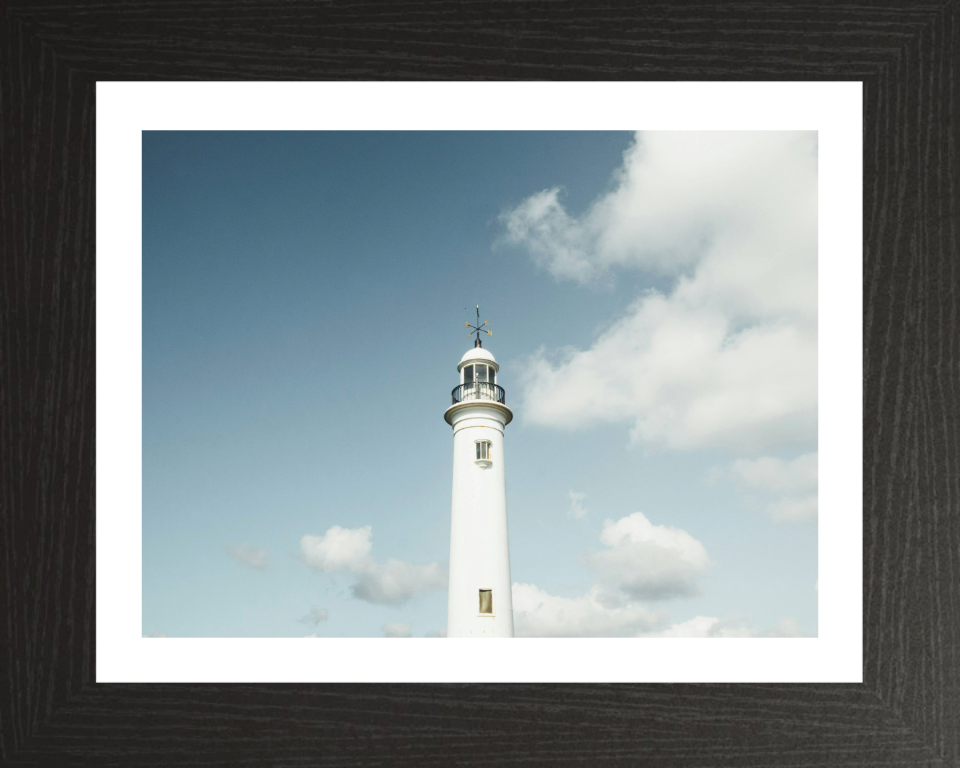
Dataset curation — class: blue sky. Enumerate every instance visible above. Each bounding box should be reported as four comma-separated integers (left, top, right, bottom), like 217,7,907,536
143,130,817,638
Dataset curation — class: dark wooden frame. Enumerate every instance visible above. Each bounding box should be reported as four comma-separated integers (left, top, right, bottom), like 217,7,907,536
2,2,957,765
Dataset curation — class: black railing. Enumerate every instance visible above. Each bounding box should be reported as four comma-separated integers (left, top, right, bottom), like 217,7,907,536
451,382,506,405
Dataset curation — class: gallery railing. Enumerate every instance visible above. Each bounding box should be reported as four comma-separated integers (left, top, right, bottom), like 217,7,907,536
451,382,506,405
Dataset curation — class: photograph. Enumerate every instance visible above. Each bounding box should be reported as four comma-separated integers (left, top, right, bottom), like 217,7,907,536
142,129,818,640
6,3,951,761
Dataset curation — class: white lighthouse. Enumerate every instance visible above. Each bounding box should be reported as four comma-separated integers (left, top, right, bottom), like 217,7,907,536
444,308,514,637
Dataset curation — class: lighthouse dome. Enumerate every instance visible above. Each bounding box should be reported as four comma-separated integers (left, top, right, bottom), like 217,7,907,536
459,346,497,371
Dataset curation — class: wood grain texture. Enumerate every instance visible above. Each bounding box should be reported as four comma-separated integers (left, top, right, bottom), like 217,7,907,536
1,1,958,765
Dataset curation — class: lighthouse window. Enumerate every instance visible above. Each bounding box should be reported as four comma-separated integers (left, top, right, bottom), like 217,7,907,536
476,441,491,461
463,364,496,385
479,589,493,614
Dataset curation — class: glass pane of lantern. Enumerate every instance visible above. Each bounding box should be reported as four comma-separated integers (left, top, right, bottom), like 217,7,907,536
464,365,473,384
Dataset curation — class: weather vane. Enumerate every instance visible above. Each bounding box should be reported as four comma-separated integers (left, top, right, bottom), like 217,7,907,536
466,304,492,348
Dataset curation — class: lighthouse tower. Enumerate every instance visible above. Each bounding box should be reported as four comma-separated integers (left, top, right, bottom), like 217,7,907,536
444,308,514,637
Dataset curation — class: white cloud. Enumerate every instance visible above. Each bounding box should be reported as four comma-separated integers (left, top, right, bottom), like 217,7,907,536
511,509,809,638
729,452,818,521
501,188,597,283
381,622,412,638
646,616,723,637
300,525,447,604
502,131,817,454
424,628,448,638
585,512,710,600
297,607,328,626
644,614,809,637
568,490,587,520
226,545,267,570
512,583,667,637
300,525,372,572
352,559,447,604
512,510,711,636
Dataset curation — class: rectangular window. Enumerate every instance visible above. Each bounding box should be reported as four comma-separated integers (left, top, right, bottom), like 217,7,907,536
476,364,487,383
489,368,495,384
463,365,474,385
476,442,481,460
479,589,493,614
476,441,490,460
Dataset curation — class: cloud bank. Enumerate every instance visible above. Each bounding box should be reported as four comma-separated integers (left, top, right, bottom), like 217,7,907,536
512,508,805,637
513,510,711,636
502,131,817,454
300,525,447,604
586,512,711,600
513,583,667,637
644,614,808,638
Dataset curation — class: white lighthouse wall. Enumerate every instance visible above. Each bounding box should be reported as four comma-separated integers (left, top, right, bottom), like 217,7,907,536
447,406,514,637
